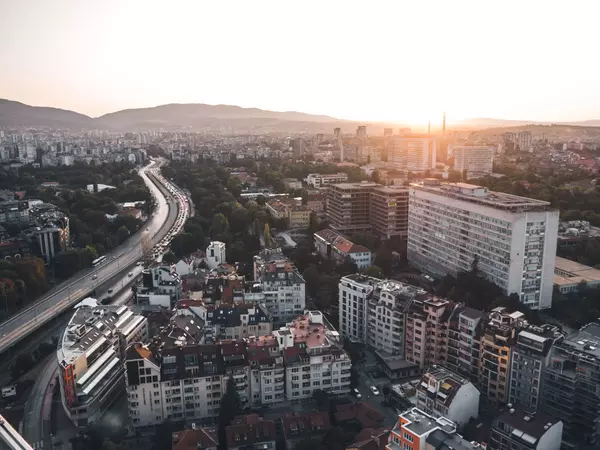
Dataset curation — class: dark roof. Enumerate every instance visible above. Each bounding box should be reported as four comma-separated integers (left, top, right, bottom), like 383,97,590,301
207,303,270,327
347,427,390,450
426,429,477,450
334,403,384,429
159,343,224,382
172,427,218,450
226,414,276,448
493,405,560,444
281,412,331,441
461,307,484,320
220,340,248,369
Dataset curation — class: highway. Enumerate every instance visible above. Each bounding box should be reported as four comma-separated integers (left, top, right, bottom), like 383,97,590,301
0,159,179,355
22,357,57,450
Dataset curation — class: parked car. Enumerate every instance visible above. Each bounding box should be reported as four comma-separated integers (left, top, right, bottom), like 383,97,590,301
353,388,362,399
370,385,380,396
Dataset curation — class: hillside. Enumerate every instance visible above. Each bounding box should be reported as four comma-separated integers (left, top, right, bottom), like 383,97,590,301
0,99,94,128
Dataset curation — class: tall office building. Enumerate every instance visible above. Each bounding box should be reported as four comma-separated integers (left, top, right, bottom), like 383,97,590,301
408,180,559,309
326,182,409,241
452,145,495,176
389,134,437,172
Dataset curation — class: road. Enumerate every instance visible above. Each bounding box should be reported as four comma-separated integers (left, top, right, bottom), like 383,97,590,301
0,160,177,355
22,357,57,450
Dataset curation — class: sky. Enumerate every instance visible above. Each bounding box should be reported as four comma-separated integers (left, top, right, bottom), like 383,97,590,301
1,0,600,124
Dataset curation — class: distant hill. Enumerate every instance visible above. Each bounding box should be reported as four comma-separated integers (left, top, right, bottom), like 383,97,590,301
0,99,94,128
453,117,600,129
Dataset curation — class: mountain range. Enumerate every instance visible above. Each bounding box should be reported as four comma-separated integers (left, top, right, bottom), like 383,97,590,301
1,98,600,131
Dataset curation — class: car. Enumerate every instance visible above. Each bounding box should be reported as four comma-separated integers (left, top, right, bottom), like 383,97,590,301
128,272,133,277
353,388,362,399
370,386,380,396
92,274,97,280
107,288,113,294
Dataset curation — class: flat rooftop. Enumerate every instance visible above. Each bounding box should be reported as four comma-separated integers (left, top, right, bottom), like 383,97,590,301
411,181,554,212
329,182,379,190
398,408,456,437
554,256,600,286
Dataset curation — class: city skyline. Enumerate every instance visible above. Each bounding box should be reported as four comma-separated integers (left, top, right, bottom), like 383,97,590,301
2,0,600,124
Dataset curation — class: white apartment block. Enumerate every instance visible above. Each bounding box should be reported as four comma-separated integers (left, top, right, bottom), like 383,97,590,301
338,275,380,343
304,173,348,188
408,180,559,310
452,145,494,175
58,301,148,427
390,134,437,172
206,241,226,270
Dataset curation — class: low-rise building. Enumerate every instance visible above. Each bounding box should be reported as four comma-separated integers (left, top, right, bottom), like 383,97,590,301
281,412,331,450
416,365,480,427
283,178,303,190
288,205,310,229
489,406,562,450
226,414,276,450
171,427,218,450
201,303,272,341
347,427,390,450
554,255,600,294
305,173,348,188
387,407,457,450
137,266,181,308
58,301,148,427
314,229,372,269
206,241,226,270
306,190,327,213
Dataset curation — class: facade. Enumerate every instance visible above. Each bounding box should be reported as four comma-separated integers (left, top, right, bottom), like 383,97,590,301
326,182,409,240
206,241,226,270
390,134,437,172
314,229,372,269
338,274,379,343
304,173,348,188
306,191,327,213
287,205,310,229
452,145,495,176
253,254,305,324
57,302,148,427
408,180,560,310
489,406,562,450
540,321,600,449
416,365,480,427
387,407,457,450
0,200,30,226
509,323,563,411
137,266,181,308
444,307,483,382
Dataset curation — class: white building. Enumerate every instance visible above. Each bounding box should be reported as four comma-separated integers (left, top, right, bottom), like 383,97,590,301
408,180,559,310
206,241,226,270
416,365,480,427
452,145,494,176
57,302,148,427
314,229,372,270
304,173,348,188
338,274,380,343
390,134,437,172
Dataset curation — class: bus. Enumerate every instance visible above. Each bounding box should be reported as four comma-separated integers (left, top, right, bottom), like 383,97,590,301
92,255,106,267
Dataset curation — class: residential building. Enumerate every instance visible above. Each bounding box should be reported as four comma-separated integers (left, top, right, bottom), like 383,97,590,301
389,134,437,172
416,365,480,427
57,301,148,427
405,296,454,369
247,335,286,407
314,229,372,269
327,182,378,235
288,205,310,229
305,173,348,188
171,427,218,450
509,323,563,411
369,186,409,241
338,274,380,343
424,429,486,450
346,427,390,450
452,145,495,176
387,408,457,450
283,178,302,190
444,307,484,382
253,254,305,324
281,412,331,450
137,266,181,308
408,180,560,310
541,321,600,449
206,241,226,270
366,279,427,356
201,303,272,341
553,256,600,294
0,200,30,225
306,190,327,213
226,414,276,450
334,402,384,430
489,406,562,450
266,199,288,220
479,308,525,407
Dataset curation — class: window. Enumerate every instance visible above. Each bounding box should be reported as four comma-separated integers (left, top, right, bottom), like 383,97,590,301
403,433,414,443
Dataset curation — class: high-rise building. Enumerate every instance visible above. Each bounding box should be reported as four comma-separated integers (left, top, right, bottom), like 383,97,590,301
383,128,393,137
408,180,560,310
509,323,563,411
326,182,409,240
338,274,379,343
541,321,600,448
356,126,367,139
445,307,484,382
452,145,495,175
389,134,437,172
58,302,148,427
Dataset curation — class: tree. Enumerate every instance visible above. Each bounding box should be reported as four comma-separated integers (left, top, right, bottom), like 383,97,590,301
364,265,384,278
374,247,394,277
218,377,241,450
313,389,329,410
162,251,177,264
170,233,196,259
211,213,230,239
116,225,130,244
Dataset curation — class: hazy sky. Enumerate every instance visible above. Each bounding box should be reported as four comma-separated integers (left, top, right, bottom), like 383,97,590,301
1,0,599,124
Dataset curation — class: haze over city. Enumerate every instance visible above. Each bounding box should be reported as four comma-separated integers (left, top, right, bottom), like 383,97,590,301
2,0,600,124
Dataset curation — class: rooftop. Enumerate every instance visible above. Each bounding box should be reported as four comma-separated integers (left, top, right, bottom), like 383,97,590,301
226,414,276,448
334,402,384,429
494,405,561,444
397,407,456,437
418,365,475,407
280,412,331,441
554,256,600,286
559,320,600,358
172,427,218,450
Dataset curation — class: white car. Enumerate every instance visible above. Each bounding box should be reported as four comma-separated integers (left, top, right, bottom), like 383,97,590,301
353,388,362,399
370,386,380,396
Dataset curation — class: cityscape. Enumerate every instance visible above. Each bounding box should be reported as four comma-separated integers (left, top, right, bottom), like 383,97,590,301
3,2,600,450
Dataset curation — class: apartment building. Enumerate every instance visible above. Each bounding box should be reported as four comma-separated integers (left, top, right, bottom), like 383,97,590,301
387,408,457,450
408,180,560,310
198,303,272,341
287,205,310,229
0,200,30,225
366,279,427,356
206,241,226,270
326,182,409,241
281,412,331,450
452,145,495,176
338,274,380,343
416,365,480,427
314,229,372,269
389,134,437,172
541,321,600,449
489,406,562,450
405,296,454,369
58,301,148,427
305,173,348,188
509,323,563,411
253,254,305,324
479,308,525,406
247,335,286,407
306,190,327,213
172,427,218,450
137,266,181,308
444,307,484,382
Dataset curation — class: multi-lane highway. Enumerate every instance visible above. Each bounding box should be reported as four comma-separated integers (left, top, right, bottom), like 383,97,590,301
0,159,182,355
